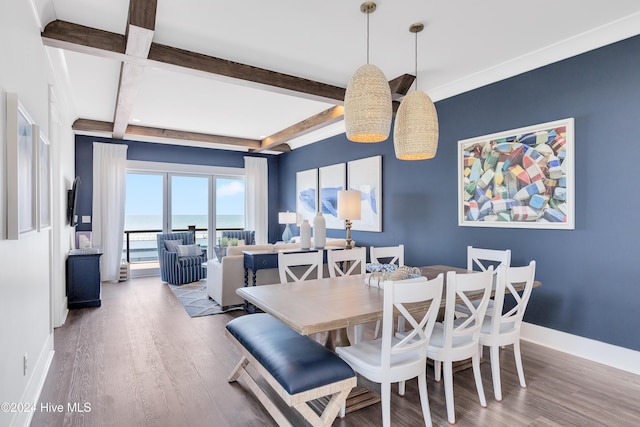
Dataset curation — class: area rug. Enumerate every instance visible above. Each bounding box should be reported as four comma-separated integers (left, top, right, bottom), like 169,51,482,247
168,282,242,317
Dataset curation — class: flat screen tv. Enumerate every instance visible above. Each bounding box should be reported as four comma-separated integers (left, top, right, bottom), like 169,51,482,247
67,177,80,226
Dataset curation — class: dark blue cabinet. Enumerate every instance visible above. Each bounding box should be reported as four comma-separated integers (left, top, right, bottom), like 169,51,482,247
66,251,102,309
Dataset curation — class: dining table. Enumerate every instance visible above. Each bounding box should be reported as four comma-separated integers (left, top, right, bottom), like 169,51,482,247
235,264,542,413
237,265,540,349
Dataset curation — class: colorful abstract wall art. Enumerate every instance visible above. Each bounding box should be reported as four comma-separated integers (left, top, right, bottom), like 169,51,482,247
458,118,574,229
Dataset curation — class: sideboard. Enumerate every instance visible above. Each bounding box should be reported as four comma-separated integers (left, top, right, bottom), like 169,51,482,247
66,249,102,309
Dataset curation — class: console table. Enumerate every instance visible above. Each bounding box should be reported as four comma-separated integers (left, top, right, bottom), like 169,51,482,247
243,246,344,287
66,249,102,309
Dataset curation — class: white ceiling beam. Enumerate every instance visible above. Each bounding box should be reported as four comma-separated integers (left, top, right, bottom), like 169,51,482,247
112,0,157,139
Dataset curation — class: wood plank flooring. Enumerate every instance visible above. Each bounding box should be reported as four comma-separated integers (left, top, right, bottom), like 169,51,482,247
32,276,640,426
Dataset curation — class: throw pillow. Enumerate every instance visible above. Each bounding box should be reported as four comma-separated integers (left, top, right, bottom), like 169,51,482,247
177,244,203,257
164,239,183,252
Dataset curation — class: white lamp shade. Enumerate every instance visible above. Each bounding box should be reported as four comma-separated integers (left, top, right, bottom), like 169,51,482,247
278,211,297,224
344,64,392,143
393,90,439,160
337,190,362,220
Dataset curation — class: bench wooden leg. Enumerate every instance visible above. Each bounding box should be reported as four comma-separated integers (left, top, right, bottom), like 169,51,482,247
322,389,351,425
230,354,354,427
229,356,294,427
294,402,322,426
228,356,248,382
292,388,351,427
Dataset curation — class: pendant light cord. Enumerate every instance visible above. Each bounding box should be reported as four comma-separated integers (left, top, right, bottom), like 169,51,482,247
414,30,418,91
366,10,370,64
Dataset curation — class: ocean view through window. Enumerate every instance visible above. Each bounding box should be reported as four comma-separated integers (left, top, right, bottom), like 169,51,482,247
124,170,245,264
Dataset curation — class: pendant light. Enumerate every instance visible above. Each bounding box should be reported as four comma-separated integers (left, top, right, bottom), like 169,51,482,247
394,23,439,160
344,2,392,143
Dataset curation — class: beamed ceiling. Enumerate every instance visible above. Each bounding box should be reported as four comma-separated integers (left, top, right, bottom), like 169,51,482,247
32,0,640,153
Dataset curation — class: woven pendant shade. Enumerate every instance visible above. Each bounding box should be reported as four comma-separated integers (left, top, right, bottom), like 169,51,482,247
344,64,392,143
393,90,439,160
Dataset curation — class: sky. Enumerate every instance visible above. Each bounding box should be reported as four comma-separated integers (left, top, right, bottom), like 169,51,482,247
125,174,245,216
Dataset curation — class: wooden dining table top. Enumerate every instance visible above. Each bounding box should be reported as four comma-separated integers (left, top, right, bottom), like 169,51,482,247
236,265,541,336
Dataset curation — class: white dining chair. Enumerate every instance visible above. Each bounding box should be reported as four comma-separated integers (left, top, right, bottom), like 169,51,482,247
455,246,511,318
277,250,323,283
370,244,405,338
327,247,367,343
336,274,444,427
370,244,405,267
327,246,366,278
278,250,324,342
468,246,511,272
480,261,536,401
427,268,493,425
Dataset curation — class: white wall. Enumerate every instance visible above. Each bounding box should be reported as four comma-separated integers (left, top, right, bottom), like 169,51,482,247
49,84,77,329
0,1,75,426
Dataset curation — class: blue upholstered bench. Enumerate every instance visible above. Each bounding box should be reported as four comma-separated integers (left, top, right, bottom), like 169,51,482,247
226,313,356,426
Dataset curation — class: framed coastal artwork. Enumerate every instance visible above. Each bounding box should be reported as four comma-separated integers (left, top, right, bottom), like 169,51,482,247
6,93,38,239
348,155,382,232
319,163,346,229
296,168,318,224
457,118,575,229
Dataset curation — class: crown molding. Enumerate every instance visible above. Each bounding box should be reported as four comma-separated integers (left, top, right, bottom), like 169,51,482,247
428,12,640,102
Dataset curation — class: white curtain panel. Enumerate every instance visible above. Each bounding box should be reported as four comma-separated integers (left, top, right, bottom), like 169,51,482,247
244,157,268,244
92,142,128,282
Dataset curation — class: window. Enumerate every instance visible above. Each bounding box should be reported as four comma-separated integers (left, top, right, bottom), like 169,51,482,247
216,178,245,233
123,161,244,269
171,174,209,232
124,173,163,263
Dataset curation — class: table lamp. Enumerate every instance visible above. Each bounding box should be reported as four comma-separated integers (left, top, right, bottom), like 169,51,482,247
337,190,361,249
278,211,297,242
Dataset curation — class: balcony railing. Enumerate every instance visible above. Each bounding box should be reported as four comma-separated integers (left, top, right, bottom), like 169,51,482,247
122,227,244,263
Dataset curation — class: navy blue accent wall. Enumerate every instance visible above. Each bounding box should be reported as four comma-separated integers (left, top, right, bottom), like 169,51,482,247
74,136,280,242
278,35,640,351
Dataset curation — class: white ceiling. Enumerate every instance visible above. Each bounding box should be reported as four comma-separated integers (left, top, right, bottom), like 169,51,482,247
33,0,640,151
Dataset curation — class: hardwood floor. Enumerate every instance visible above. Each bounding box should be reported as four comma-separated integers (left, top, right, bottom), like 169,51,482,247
32,277,640,426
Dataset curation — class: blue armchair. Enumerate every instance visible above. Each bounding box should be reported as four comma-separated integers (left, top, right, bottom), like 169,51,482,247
157,232,207,285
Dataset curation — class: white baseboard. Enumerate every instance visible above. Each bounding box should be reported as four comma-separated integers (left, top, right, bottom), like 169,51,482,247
55,304,69,329
12,333,55,427
60,306,69,326
521,322,640,376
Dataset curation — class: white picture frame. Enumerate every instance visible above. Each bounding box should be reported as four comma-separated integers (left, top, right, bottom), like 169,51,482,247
319,163,346,230
296,168,318,224
348,155,382,232
6,93,38,239
38,131,52,230
457,118,575,229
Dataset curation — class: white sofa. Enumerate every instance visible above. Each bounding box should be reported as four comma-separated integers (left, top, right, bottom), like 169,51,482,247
206,239,349,309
